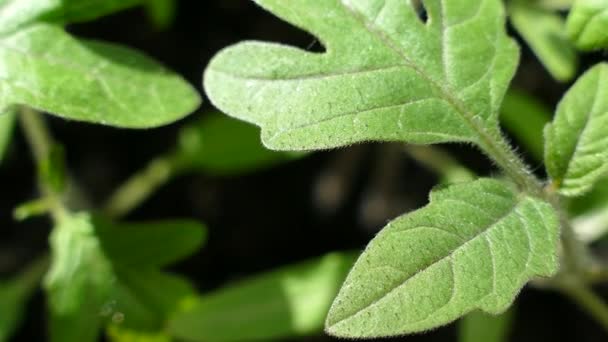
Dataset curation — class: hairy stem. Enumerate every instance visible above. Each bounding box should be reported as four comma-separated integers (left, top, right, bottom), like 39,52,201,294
19,107,68,222
102,154,185,219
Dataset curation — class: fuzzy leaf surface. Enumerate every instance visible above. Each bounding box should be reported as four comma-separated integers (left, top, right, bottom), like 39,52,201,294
326,179,559,337
567,0,608,51
0,24,199,128
545,63,608,196
204,0,519,150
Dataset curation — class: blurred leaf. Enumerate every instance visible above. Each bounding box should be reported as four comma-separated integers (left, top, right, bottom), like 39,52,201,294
0,24,200,128
46,214,205,341
509,1,578,82
96,219,206,268
0,258,47,342
500,89,552,161
177,113,300,175
0,109,16,165
110,269,195,331
144,0,177,31
326,179,558,337
108,325,171,342
169,252,358,342
45,213,113,316
459,309,514,342
0,0,142,35
538,0,575,10
545,63,608,196
567,0,608,51
45,213,113,342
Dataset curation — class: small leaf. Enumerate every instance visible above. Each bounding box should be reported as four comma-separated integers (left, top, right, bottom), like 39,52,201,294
96,218,206,268
45,213,113,315
500,89,551,161
169,252,357,342
0,109,16,164
459,309,514,342
326,179,559,337
109,269,195,331
567,0,608,51
545,63,608,196
45,213,113,342
177,113,300,175
204,0,518,150
0,24,199,128
509,1,578,82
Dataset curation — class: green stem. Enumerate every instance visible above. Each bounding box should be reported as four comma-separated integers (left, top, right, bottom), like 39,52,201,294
19,107,68,222
560,281,608,332
101,154,185,219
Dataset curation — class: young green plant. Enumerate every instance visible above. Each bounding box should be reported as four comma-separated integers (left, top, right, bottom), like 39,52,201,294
203,0,608,338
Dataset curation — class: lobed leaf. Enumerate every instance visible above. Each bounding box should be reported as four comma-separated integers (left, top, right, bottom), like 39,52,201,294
509,1,578,82
567,0,608,51
325,179,559,337
0,24,200,128
204,0,519,150
169,252,357,342
545,63,608,196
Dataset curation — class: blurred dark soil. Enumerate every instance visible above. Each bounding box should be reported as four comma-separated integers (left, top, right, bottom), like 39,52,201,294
1,1,607,341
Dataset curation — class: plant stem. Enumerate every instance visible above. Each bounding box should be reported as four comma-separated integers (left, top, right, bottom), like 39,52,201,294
19,107,68,222
101,154,185,219
560,281,608,332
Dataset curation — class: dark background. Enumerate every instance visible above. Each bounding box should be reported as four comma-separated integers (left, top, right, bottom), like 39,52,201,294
1,1,607,341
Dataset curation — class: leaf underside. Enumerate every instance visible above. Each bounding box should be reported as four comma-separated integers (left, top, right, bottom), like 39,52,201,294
204,0,519,150
325,179,558,337
545,63,608,196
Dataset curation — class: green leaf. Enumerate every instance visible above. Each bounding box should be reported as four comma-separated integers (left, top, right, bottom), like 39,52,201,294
0,0,142,35
204,0,518,150
0,258,47,342
0,24,199,128
45,213,113,316
96,218,206,268
0,109,16,164
177,113,300,175
509,1,578,82
545,63,608,196
500,89,551,161
325,179,559,337
459,309,514,342
109,269,195,331
169,252,357,342
107,325,171,342
45,213,113,342
567,0,608,51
